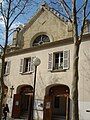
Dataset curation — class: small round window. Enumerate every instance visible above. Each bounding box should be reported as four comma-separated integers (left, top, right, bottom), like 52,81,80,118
32,35,50,46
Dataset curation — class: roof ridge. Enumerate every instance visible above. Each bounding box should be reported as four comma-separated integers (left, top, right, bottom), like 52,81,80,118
20,2,68,33
41,2,68,23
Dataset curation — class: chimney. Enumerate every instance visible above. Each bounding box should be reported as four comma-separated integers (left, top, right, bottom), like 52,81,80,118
12,27,21,46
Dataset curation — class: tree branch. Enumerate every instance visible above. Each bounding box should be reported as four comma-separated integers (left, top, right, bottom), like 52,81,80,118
8,29,16,37
8,0,28,28
0,44,4,50
76,1,87,13
58,0,72,22
9,0,22,18
79,0,88,42
86,11,90,18
0,3,7,27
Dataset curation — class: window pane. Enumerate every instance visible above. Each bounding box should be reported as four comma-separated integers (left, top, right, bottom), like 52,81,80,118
54,52,63,70
32,35,50,46
25,59,28,72
24,58,31,72
4,62,7,74
54,53,59,69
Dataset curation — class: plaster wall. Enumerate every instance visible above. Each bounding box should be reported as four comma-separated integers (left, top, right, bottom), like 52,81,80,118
22,9,72,49
5,39,90,120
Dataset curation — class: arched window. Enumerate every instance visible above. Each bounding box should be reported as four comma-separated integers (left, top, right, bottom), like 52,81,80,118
32,35,50,46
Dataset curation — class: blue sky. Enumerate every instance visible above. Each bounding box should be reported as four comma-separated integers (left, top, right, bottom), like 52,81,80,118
0,0,90,46
0,0,51,46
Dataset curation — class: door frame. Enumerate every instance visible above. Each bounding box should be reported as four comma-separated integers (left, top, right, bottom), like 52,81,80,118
43,84,70,120
12,84,33,119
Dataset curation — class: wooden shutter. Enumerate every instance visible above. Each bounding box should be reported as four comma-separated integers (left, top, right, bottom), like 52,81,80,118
19,59,24,73
63,50,70,69
48,53,53,71
28,58,31,72
43,95,52,120
30,57,35,72
6,61,11,74
12,94,21,118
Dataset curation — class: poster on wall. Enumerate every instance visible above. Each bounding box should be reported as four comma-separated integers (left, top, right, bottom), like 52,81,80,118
34,99,43,111
46,102,50,109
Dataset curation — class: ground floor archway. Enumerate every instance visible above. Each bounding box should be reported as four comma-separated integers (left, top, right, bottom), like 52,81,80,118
43,84,70,120
12,84,33,119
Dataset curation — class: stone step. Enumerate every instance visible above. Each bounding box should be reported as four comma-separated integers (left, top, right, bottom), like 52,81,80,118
20,112,28,119
52,115,66,120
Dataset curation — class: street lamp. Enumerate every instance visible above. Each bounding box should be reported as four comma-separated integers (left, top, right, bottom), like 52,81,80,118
0,0,2,4
31,57,41,120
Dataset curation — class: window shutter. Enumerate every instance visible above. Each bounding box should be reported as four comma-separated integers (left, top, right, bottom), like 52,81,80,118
48,53,53,71
30,57,35,72
28,59,31,72
63,50,70,69
20,59,24,73
6,61,11,74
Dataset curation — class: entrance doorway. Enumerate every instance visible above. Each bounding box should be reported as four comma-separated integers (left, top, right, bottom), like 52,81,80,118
43,84,70,120
12,84,33,119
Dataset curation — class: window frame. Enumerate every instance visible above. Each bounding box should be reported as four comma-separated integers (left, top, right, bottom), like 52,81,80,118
32,35,50,47
24,57,31,73
48,50,70,72
53,51,63,70
20,57,34,74
4,61,11,75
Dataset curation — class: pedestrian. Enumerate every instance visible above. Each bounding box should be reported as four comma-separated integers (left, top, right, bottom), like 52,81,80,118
3,104,9,120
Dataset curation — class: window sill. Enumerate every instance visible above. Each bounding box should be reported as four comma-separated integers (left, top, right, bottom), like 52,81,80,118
20,72,33,75
51,69,66,72
4,73,9,76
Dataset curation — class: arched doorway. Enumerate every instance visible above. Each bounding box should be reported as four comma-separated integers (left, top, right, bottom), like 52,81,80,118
43,84,70,120
12,84,33,119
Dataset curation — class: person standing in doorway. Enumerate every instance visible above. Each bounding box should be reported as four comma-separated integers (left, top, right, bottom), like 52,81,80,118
3,104,9,120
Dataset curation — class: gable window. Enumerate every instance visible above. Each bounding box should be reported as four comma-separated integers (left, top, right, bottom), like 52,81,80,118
48,50,70,71
4,61,11,75
20,57,34,73
32,35,50,46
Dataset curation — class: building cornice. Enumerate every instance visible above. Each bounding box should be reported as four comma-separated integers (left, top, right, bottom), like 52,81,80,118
5,33,90,57
6,37,73,57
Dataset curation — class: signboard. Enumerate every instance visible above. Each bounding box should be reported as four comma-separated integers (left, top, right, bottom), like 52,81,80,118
34,99,43,111
46,102,50,109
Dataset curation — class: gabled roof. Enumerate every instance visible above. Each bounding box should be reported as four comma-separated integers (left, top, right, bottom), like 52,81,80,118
21,3,68,33
41,3,68,22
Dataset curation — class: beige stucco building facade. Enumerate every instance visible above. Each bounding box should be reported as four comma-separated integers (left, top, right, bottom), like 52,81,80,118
4,3,90,120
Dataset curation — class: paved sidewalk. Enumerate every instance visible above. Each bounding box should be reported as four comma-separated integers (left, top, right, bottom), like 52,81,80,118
8,118,27,120
2,117,27,120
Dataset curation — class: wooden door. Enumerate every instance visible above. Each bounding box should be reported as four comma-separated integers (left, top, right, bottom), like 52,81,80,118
28,95,33,120
12,94,21,118
20,95,29,114
43,95,52,120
